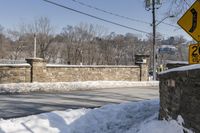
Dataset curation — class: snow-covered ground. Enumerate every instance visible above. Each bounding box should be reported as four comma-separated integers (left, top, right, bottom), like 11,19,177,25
0,99,193,133
0,81,159,94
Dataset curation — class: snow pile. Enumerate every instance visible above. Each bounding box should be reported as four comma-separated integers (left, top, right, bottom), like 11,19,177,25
0,99,193,133
138,115,193,133
0,81,159,94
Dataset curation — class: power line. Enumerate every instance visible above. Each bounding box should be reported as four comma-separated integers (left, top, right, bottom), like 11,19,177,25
160,22,179,28
70,0,150,25
42,0,150,34
69,0,178,28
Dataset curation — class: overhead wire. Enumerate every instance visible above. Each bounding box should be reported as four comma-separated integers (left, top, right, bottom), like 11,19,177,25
160,22,179,28
70,0,150,25
69,0,178,28
42,0,150,34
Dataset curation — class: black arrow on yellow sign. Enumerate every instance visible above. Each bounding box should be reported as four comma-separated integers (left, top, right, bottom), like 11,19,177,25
189,8,197,33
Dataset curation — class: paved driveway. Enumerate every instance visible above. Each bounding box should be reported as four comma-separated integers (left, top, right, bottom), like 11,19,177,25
0,86,158,119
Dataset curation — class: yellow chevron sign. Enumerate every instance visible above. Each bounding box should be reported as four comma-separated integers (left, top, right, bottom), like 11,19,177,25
178,0,200,42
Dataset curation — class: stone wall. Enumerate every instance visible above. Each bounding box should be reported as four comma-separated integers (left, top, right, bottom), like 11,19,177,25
46,65,141,82
25,58,143,82
0,57,149,84
159,65,200,133
0,64,31,83
26,58,47,82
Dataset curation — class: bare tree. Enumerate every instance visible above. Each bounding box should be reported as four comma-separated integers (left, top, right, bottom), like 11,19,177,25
4,17,55,61
60,23,107,65
6,29,29,60
28,17,55,59
167,0,194,17
173,36,187,61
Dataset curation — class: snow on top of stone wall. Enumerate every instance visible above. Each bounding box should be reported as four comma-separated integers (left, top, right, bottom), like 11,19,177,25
47,64,139,68
166,60,188,64
160,64,200,75
0,63,30,67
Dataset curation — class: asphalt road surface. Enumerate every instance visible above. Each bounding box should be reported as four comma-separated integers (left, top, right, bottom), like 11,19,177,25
0,86,159,119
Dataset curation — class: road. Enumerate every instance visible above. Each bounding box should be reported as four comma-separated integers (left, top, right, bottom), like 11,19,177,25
0,86,158,119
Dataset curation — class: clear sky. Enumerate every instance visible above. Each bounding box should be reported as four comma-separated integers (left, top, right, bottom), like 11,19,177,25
0,0,194,40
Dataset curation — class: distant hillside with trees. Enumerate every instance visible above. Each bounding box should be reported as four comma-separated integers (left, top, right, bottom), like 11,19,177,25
0,17,189,70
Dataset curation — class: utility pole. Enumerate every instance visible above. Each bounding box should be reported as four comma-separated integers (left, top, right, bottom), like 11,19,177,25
152,0,156,80
34,34,37,58
145,0,161,80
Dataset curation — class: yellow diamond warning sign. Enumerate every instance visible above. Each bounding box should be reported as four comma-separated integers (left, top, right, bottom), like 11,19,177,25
178,0,200,42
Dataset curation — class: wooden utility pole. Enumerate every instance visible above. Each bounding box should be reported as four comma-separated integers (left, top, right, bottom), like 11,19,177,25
152,0,156,80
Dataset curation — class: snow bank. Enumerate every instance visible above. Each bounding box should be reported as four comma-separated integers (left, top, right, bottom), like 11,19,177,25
0,99,193,133
137,115,193,133
0,81,159,94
